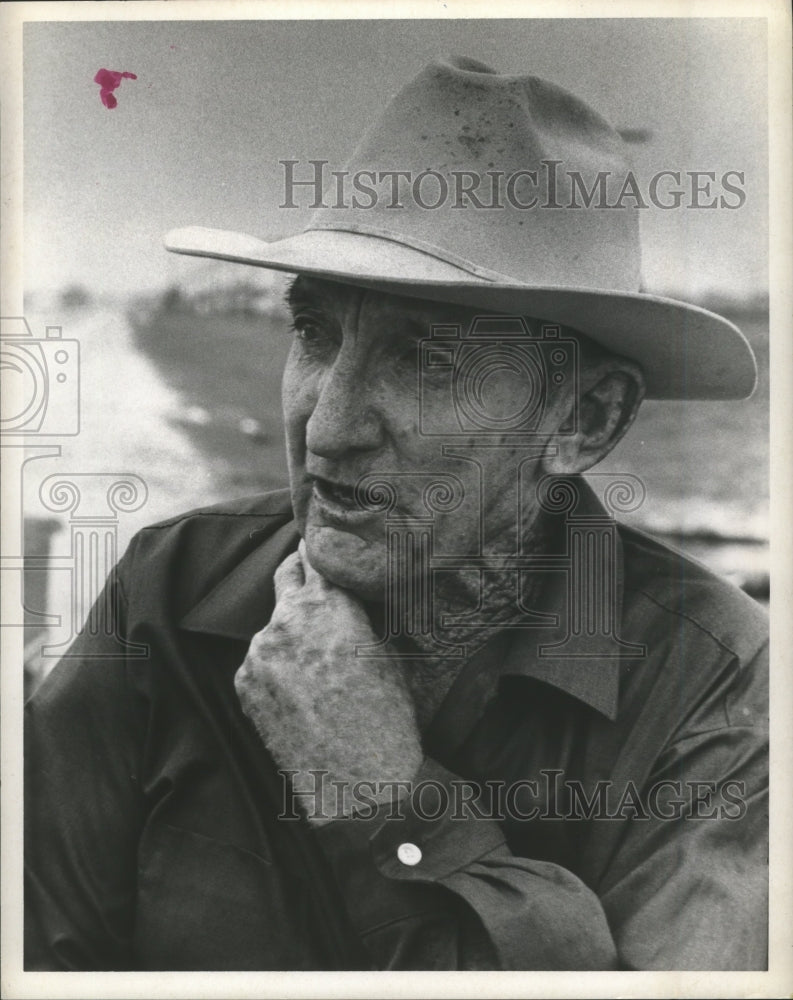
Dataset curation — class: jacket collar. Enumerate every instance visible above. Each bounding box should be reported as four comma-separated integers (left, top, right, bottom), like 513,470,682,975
180,515,300,642
180,478,624,721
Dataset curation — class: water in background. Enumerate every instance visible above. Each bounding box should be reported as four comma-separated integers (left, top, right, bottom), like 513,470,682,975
18,287,768,691
19,303,228,688
129,283,769,601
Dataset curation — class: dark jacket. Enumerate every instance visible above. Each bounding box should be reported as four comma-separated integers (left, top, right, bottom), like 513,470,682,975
25,485,768,970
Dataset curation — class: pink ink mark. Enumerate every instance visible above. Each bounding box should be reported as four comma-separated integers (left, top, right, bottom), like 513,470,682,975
94,68,137,109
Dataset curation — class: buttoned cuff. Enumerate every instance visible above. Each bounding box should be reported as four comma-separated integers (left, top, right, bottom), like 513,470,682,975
370,757,505,879
311,757,507,938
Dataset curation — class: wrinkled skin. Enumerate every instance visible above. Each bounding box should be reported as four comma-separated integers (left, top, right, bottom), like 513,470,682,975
235,278,645,819
235,540,422,823
284,280,570,598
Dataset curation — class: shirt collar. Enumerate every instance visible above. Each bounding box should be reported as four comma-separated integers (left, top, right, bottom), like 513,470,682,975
180,477,624,722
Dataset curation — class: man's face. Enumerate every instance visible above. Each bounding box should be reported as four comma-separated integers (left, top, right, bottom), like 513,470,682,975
282,277,572,600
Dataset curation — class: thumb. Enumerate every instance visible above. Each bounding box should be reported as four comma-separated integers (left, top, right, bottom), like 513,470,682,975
273,549,305,602
297,538,326,588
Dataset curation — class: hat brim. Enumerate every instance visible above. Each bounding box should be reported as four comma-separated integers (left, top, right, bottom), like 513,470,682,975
164,226,757,401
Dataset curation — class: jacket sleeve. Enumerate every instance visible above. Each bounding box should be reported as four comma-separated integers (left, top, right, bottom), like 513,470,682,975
24,563,146,971
597,642,768,970
313,757,619,970
313,643,768,971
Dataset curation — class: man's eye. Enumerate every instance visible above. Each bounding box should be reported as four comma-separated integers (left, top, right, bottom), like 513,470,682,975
290,318,335,348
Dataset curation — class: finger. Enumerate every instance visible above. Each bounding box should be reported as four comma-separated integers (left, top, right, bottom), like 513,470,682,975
273,550,305,602
298,540,335,597
297,538,325,587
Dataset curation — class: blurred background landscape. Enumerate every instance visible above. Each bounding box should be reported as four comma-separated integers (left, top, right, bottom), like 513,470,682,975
19,274,769,698
12,18,769,691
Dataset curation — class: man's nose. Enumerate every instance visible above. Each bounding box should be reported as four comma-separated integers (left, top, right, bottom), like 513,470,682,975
305,359,385,458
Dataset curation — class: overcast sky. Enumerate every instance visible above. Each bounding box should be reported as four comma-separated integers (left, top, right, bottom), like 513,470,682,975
23,17,768,300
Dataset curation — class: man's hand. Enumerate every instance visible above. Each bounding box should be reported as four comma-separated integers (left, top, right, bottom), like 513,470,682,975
234,541,422,823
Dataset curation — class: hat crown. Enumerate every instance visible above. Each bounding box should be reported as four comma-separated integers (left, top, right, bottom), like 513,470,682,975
164,55,758,400
309,57,642,292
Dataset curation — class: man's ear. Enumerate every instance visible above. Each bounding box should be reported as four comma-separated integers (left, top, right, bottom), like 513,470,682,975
542,359,646,475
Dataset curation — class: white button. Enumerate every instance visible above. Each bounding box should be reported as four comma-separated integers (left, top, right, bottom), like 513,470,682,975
397,842,422,866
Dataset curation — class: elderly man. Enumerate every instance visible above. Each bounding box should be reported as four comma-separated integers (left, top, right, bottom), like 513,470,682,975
25,57,767,971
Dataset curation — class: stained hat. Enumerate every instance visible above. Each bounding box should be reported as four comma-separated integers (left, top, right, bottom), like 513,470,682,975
165,56,756,400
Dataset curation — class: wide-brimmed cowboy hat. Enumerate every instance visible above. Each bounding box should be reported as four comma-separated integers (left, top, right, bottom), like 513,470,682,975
165,56,756,400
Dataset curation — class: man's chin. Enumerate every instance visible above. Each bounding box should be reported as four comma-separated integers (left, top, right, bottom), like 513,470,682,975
302,523,387,601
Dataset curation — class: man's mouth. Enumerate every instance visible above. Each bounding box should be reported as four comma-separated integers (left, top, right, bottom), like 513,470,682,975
312,476,358,508
309,475,377,526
